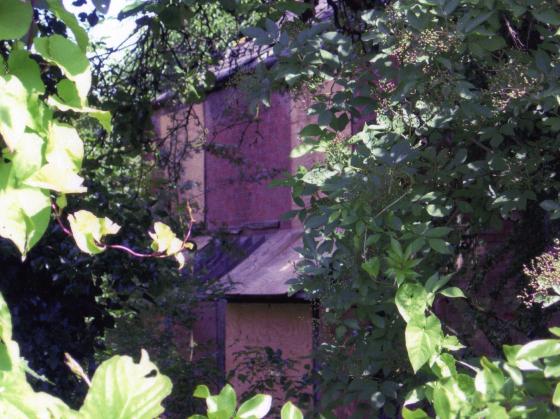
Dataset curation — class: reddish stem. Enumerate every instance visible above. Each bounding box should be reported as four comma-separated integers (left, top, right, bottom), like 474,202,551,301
51,200,195,261
104,244,162,258
52,203,72,236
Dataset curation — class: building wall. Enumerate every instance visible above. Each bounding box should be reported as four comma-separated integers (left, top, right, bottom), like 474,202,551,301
225,302,313,404
153,104,206,221
204,88,293,230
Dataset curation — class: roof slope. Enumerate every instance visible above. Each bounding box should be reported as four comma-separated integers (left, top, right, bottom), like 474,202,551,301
220,229,303,298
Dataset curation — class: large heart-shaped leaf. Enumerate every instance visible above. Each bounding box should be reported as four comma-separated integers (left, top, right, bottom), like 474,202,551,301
79,350,172,419
405,315,444,372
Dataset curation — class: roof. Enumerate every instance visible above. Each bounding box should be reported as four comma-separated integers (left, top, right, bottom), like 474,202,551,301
212,0,332,83
193,234,267,284
153,0,334,105
221,229,304,298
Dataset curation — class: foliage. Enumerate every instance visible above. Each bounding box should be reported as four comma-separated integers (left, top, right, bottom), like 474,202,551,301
523,239,560,308
0,289,172,418
402,330,560,418
0,0,211,407
227,346,312,413
190,383,304,419
0,0,187,416
98,276,226,417
7,0,560,417
230,0,560,416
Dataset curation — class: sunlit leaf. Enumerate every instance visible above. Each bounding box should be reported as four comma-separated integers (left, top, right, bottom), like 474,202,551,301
79,350,172,419
0,186,50,257
47,0,89,52
8,49,45,94
34,35,91,104
68,210,120,255
236,394,272,418
280,401,304,419
405,315,443,372
0,75,33,150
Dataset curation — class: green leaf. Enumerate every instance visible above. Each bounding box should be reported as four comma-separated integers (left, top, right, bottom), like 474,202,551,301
8,49,45,94
431,353,457,379
236,394,272,418
439,287,466,298
425,227,453,238
487,404,508,419
207,385,236,418
193,385,211,399
503,363,523,385
149,222,184,259
395,282,428,323
47,0,89,52
45,122,84,170
34,35,91,104
516,339,560,362
301,168,337,186
0,75,34,150
474,357,505,399
277,1,312,15
402,407,430,419
9,132,44,183
79,350,172,419
533,9,560,25
441,335,465,351
25,122,86,193
405,315,443,373
25,163,86,194
362,257,380,277
425,273,451,294
428,238,452,254
68,210,121,255
290,141,317,158
280,401,304,419
406,237,426,256
553,383,560,407
550,327,560,337
48,92,112,133
426,204,447,218
0,186,51,257
540,200,560,212
299,124,322,137
0,0,33,41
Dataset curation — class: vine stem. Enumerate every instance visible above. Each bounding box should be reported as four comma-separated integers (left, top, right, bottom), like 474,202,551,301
51,200,195,261
52,203,72,236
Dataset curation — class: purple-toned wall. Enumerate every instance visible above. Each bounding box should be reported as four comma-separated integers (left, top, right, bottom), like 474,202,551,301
204,88,293,230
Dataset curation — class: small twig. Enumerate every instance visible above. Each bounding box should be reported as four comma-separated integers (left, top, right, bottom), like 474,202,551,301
503,16,524,50
375,189,411,219
456,359,479,374
469,136,492,153
64,353,92,387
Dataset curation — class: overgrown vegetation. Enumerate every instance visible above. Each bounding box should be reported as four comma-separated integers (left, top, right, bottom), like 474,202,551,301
3,0,560,417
